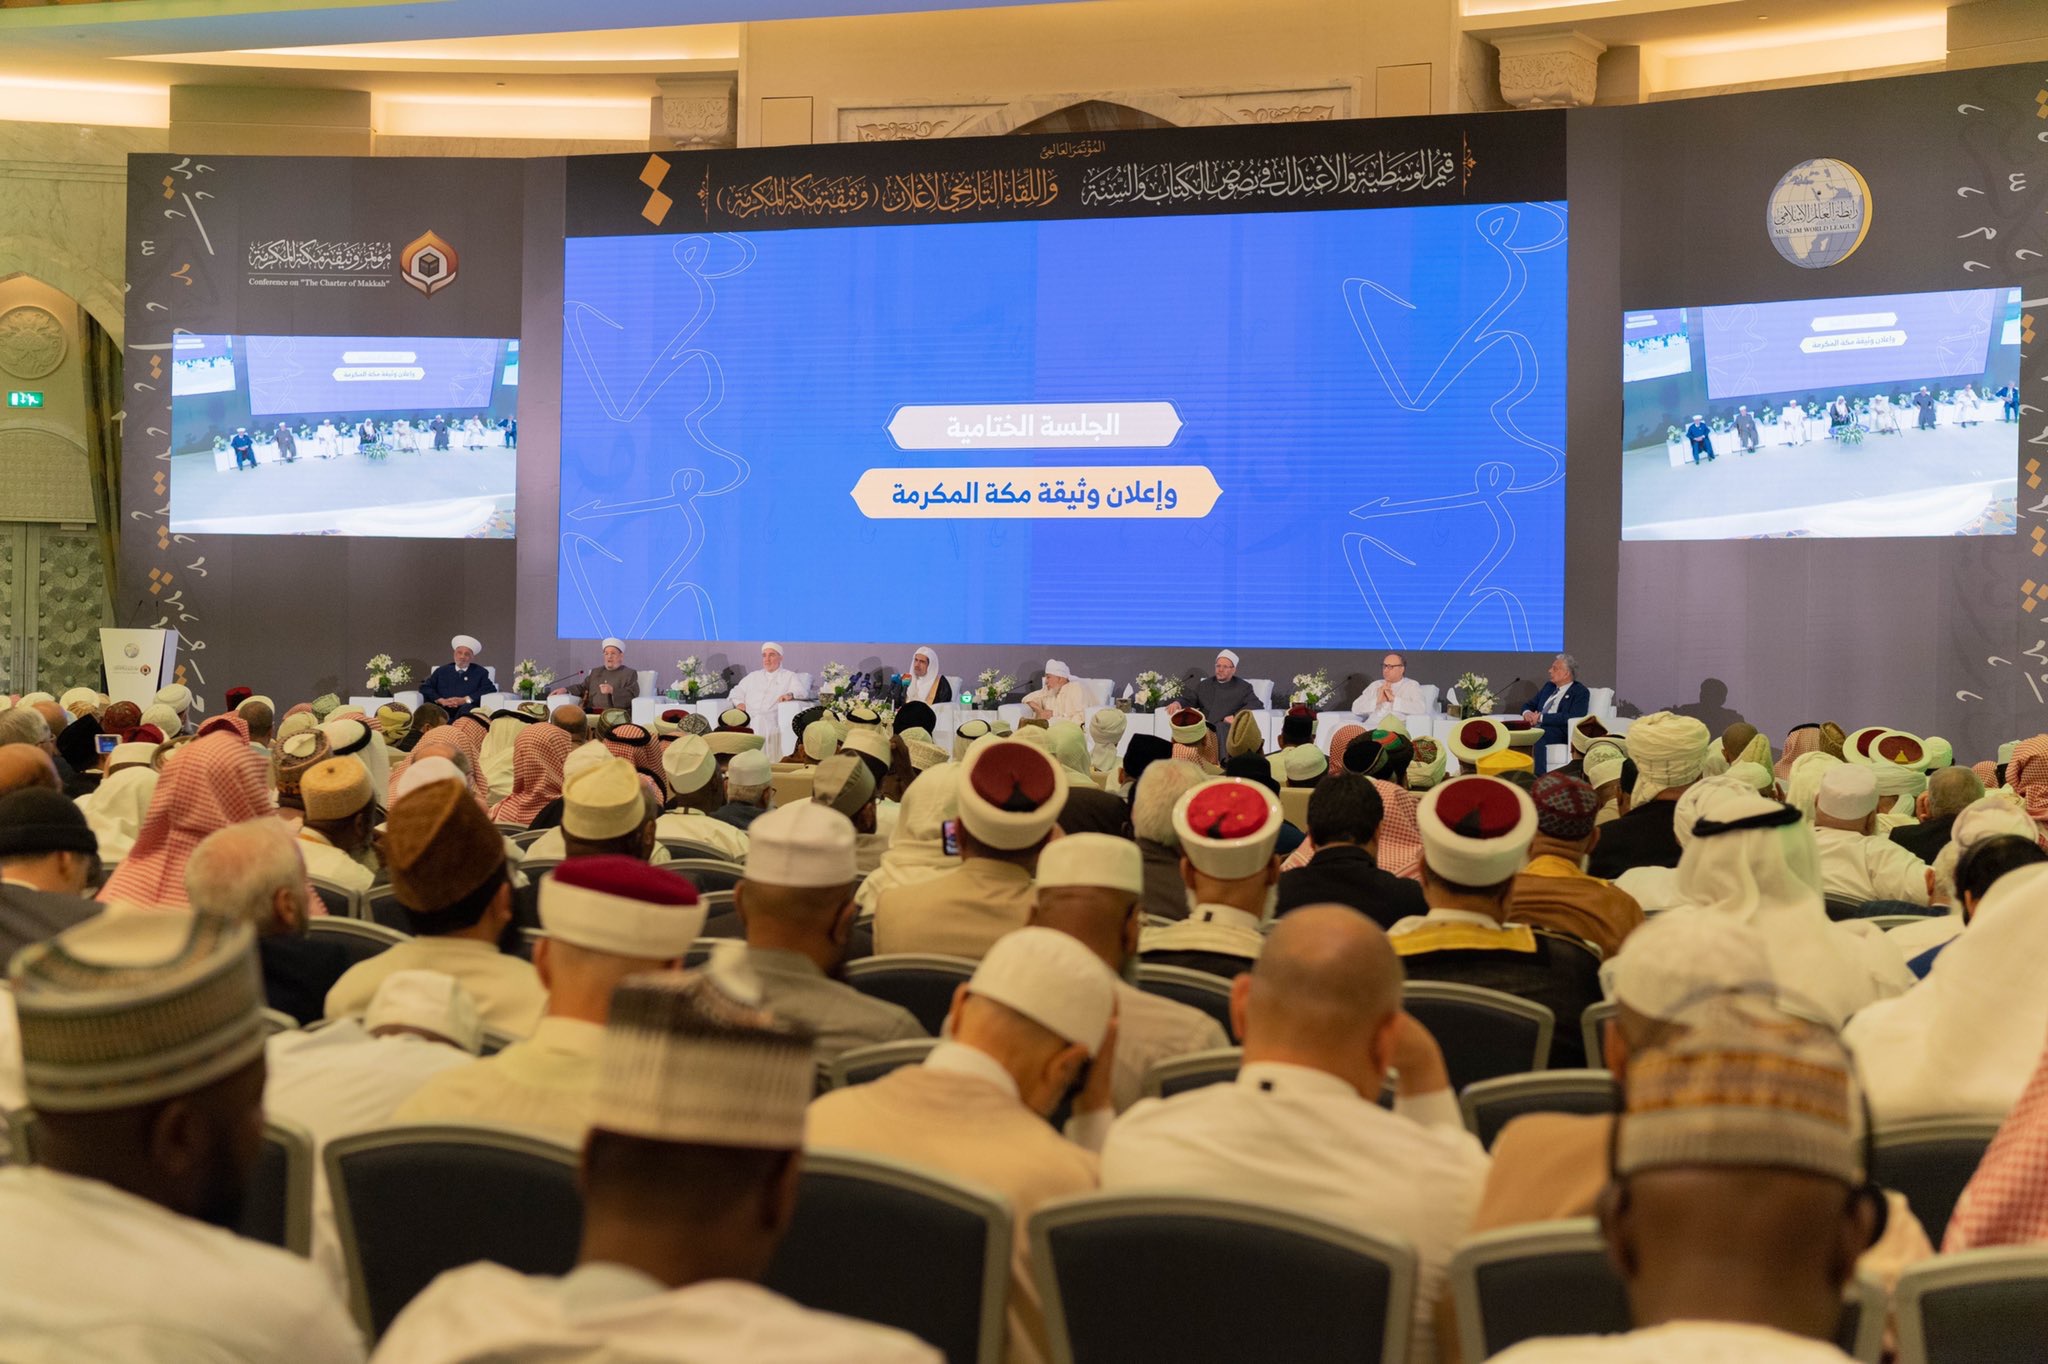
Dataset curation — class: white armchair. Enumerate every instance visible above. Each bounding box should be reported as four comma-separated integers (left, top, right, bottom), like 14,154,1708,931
1247,678,1275,708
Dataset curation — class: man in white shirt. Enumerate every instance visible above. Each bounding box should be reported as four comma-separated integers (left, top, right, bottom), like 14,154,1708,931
266,970,485,1292
1138,776,1283,978
373,964,940,1364
0,910,365,1364
1351,651,1428,727
1488,993,1883,1364
807,927,1118,1364
395,855,703,1142
1022,658,1089,723
729,642,804,729
1103,905,1487,1362
324,777,547,1036
1812,764,1933,906
657,733,751,861
293,755,379,891
1032,832,1229,1109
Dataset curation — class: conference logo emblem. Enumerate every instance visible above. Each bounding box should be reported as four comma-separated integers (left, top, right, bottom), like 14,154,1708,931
1766,159,1871,269
400,230,459,296
122,643,139,659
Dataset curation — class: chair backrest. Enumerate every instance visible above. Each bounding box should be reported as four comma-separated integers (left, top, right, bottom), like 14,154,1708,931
238,1118,316,1256
508,827,551,849
260,1007,301,1036
1032,1192,1416,1364
362,886,413,932
697,888,735,917
634,668,656,699
306,916,410,967
766,1148,1010,1364
308,876,361,920
1457,1070,1620,1149
844,954,979,1034
1280,786,1313,829
1452,1218,1884,1362
1074,678,1112,709
1140,1047,1243,1100
1133,964,1236,1038
1585,686,1615,718
1247,678,1275,708
772,768,816,806
1450,1219,1626,1363
1579,1000,1617,1068
520,856,564,880
1873,914,1933,931
1872,1118,2002,1245
665,858,745,892
1895,1246,2048,1364
658,839,736,861
828,1038,941,1090
325,1124,583,1339
1402,982,1555,1090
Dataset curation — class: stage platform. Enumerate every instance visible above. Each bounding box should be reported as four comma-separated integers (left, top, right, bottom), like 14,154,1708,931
169,447,516,537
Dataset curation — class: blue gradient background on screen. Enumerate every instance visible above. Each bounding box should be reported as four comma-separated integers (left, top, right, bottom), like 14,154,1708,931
559,200,1567,649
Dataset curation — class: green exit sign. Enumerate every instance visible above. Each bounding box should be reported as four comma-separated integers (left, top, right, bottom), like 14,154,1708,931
5,392,41,409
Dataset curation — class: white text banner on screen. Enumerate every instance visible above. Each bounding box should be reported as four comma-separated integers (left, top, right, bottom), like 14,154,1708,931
853,466,1220,518
887,402,1183,450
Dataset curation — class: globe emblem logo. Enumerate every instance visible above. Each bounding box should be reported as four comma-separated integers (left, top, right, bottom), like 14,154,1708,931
1766,159,1871,269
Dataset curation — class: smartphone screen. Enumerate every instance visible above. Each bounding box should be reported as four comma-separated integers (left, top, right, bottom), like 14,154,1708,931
95,734,120,756
941,818,960,857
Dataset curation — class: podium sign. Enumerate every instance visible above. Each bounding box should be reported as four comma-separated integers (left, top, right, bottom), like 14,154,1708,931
101,628,179,710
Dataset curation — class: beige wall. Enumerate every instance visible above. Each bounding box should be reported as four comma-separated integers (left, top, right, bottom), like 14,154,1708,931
742,0,1496,144
0,273,95,526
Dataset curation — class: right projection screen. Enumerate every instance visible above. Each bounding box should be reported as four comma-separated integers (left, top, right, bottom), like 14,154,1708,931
1620,285,2021,540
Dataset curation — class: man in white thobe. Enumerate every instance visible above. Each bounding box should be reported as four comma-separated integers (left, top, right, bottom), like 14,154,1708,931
1351,651,1429,727
1103,906,1487,1362
371,961,940,1364
394,855,704,1143
1022,658,1089,723
729,642,803,728
0,911,365,1364
1812,765,1933,906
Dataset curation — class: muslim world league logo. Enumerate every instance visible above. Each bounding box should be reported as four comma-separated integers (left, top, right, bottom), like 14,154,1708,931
1766,158,1872,269
400,230,459,296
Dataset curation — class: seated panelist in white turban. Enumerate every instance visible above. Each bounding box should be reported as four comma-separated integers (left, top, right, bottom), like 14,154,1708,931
729,642,804,721
900,647,952,705
1351,652,1429,726
1023,659,1088,723
562,638,639,714
420,635,489,720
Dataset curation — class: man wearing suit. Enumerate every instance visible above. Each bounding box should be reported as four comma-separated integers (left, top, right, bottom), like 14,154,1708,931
0,789,98,964
1274,773,1426,927
1520,654,1589,776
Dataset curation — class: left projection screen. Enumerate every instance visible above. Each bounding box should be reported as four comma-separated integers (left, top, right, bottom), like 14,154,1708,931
558,200,1568,650
170,334,519,538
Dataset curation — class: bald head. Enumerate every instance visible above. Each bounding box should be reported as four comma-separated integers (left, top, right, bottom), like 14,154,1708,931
1231,905,1405,1098
0,743,59,797
1925,765,1984,820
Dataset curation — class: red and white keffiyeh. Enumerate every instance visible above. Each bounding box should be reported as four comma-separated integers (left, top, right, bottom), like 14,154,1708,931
98,728,278,908
1946,1021,2048,1252
490,723,576,827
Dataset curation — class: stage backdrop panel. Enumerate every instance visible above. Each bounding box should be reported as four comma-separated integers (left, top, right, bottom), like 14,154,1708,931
122,155,524,709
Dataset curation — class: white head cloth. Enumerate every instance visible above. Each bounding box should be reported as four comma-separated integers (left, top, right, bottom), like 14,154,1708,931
1847,862,2048,1124
394,756,465,802
601,637,625,653
1725,761,1775,794
761,641,783,656
854,765,961,915
1786,751,1846,823
1672,784,1911,1027
1044,658,1071,680
906,646,944,705
81,765,159,862
1600,907,1775,1022
451,635,481,654
1216,650,1240,666
364,970,484,1053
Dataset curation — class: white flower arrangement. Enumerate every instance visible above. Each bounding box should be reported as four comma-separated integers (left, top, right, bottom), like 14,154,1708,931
511,658,552,698
1128,670,1180,711
819,662,853,700
961,668,1016,709
366,654,412,692
1451,671,1497,718
1290,669,1334,709
669,656,727,701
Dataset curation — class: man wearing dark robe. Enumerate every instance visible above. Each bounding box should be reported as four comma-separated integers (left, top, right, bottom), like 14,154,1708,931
1183,650,1259,739
1733,405,1759,453
1914,387,1937,430
231,427,256,471
1684,414,1715,464
431,414,450,450
572,638,640,714
420,634,490,719
274,421,298,463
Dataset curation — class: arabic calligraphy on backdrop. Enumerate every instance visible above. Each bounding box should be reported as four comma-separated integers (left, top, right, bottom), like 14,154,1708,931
714,168,1060,221
245,239,394,273
849,465,1223,519
1079,147,1460,208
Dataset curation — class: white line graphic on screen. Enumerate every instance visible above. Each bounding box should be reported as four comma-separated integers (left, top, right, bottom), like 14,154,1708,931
1339,202,1566,651
563,234,756,639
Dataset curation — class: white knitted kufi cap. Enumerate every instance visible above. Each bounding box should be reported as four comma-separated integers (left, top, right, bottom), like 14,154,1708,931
1036,832,1144,896
11,911,263,1113
1599,908,1774,1023
1815,764,1879,821
394,756,465,801
746,800,857,887
1283,746,1328,783
364,970,485,1054
662,734,718,794
1172,777,1283,880
153,683,193,712
563,758,647,841
591,953,814,1149
968,926,1116,1054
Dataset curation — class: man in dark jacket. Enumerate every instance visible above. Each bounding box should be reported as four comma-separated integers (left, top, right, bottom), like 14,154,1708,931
0,788,99,963
1276,773,1425,927
1889,766,1985,865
